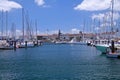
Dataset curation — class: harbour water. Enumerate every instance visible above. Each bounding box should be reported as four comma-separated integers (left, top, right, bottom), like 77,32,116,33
0,44,120,80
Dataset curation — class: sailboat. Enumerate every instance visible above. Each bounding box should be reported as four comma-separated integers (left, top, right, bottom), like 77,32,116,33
0,11,14,50
106,0,120,58
106,40,120,58
68,20,87,45
17,8,35,48
95,39,110,54
95,10,111,54
68,37,87,45
0,40,14,50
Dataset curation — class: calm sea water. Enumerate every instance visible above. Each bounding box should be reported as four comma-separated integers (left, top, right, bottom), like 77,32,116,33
0,44,120,80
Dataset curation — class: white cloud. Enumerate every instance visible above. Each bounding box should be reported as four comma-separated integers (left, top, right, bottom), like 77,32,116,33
113,12,120,20
74,0,110,11
16,30,23,36
92,12,120,21
35,0,45,6
92,13,105,20
113,0,120,11
100,23,110,27
0,0,22,12
38,30,58,35
95,27,100,30
74,0,120,11
71,28,80,34
42,5,51,8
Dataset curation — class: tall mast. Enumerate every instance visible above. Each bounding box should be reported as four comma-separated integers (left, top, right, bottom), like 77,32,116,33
6,11,8,37
104,14,107,33
111,0,114,33
22,8,25,40
93,18,95,33
29,20,33,39
83,19,85,40
35,20,38,39
1,10,3,37
25,11,30,40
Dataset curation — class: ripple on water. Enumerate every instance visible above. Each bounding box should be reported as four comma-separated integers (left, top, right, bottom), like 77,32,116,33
0,45,120,80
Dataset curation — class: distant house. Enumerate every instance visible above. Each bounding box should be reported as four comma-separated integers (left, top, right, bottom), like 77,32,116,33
37,32,95,42
37,35,49,40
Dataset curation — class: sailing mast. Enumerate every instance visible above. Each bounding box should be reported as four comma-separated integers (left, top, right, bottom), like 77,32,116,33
111,0,114,36
35,20,38,40
6,11,8,38
83,19,85,41
22,8,25,40
26,12,29,40
29,20,33,40
1,10,3,37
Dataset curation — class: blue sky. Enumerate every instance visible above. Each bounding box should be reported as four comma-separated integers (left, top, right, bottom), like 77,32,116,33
0,0,120,35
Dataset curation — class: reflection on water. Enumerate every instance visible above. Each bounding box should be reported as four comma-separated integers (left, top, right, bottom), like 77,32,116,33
0,44,120,80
